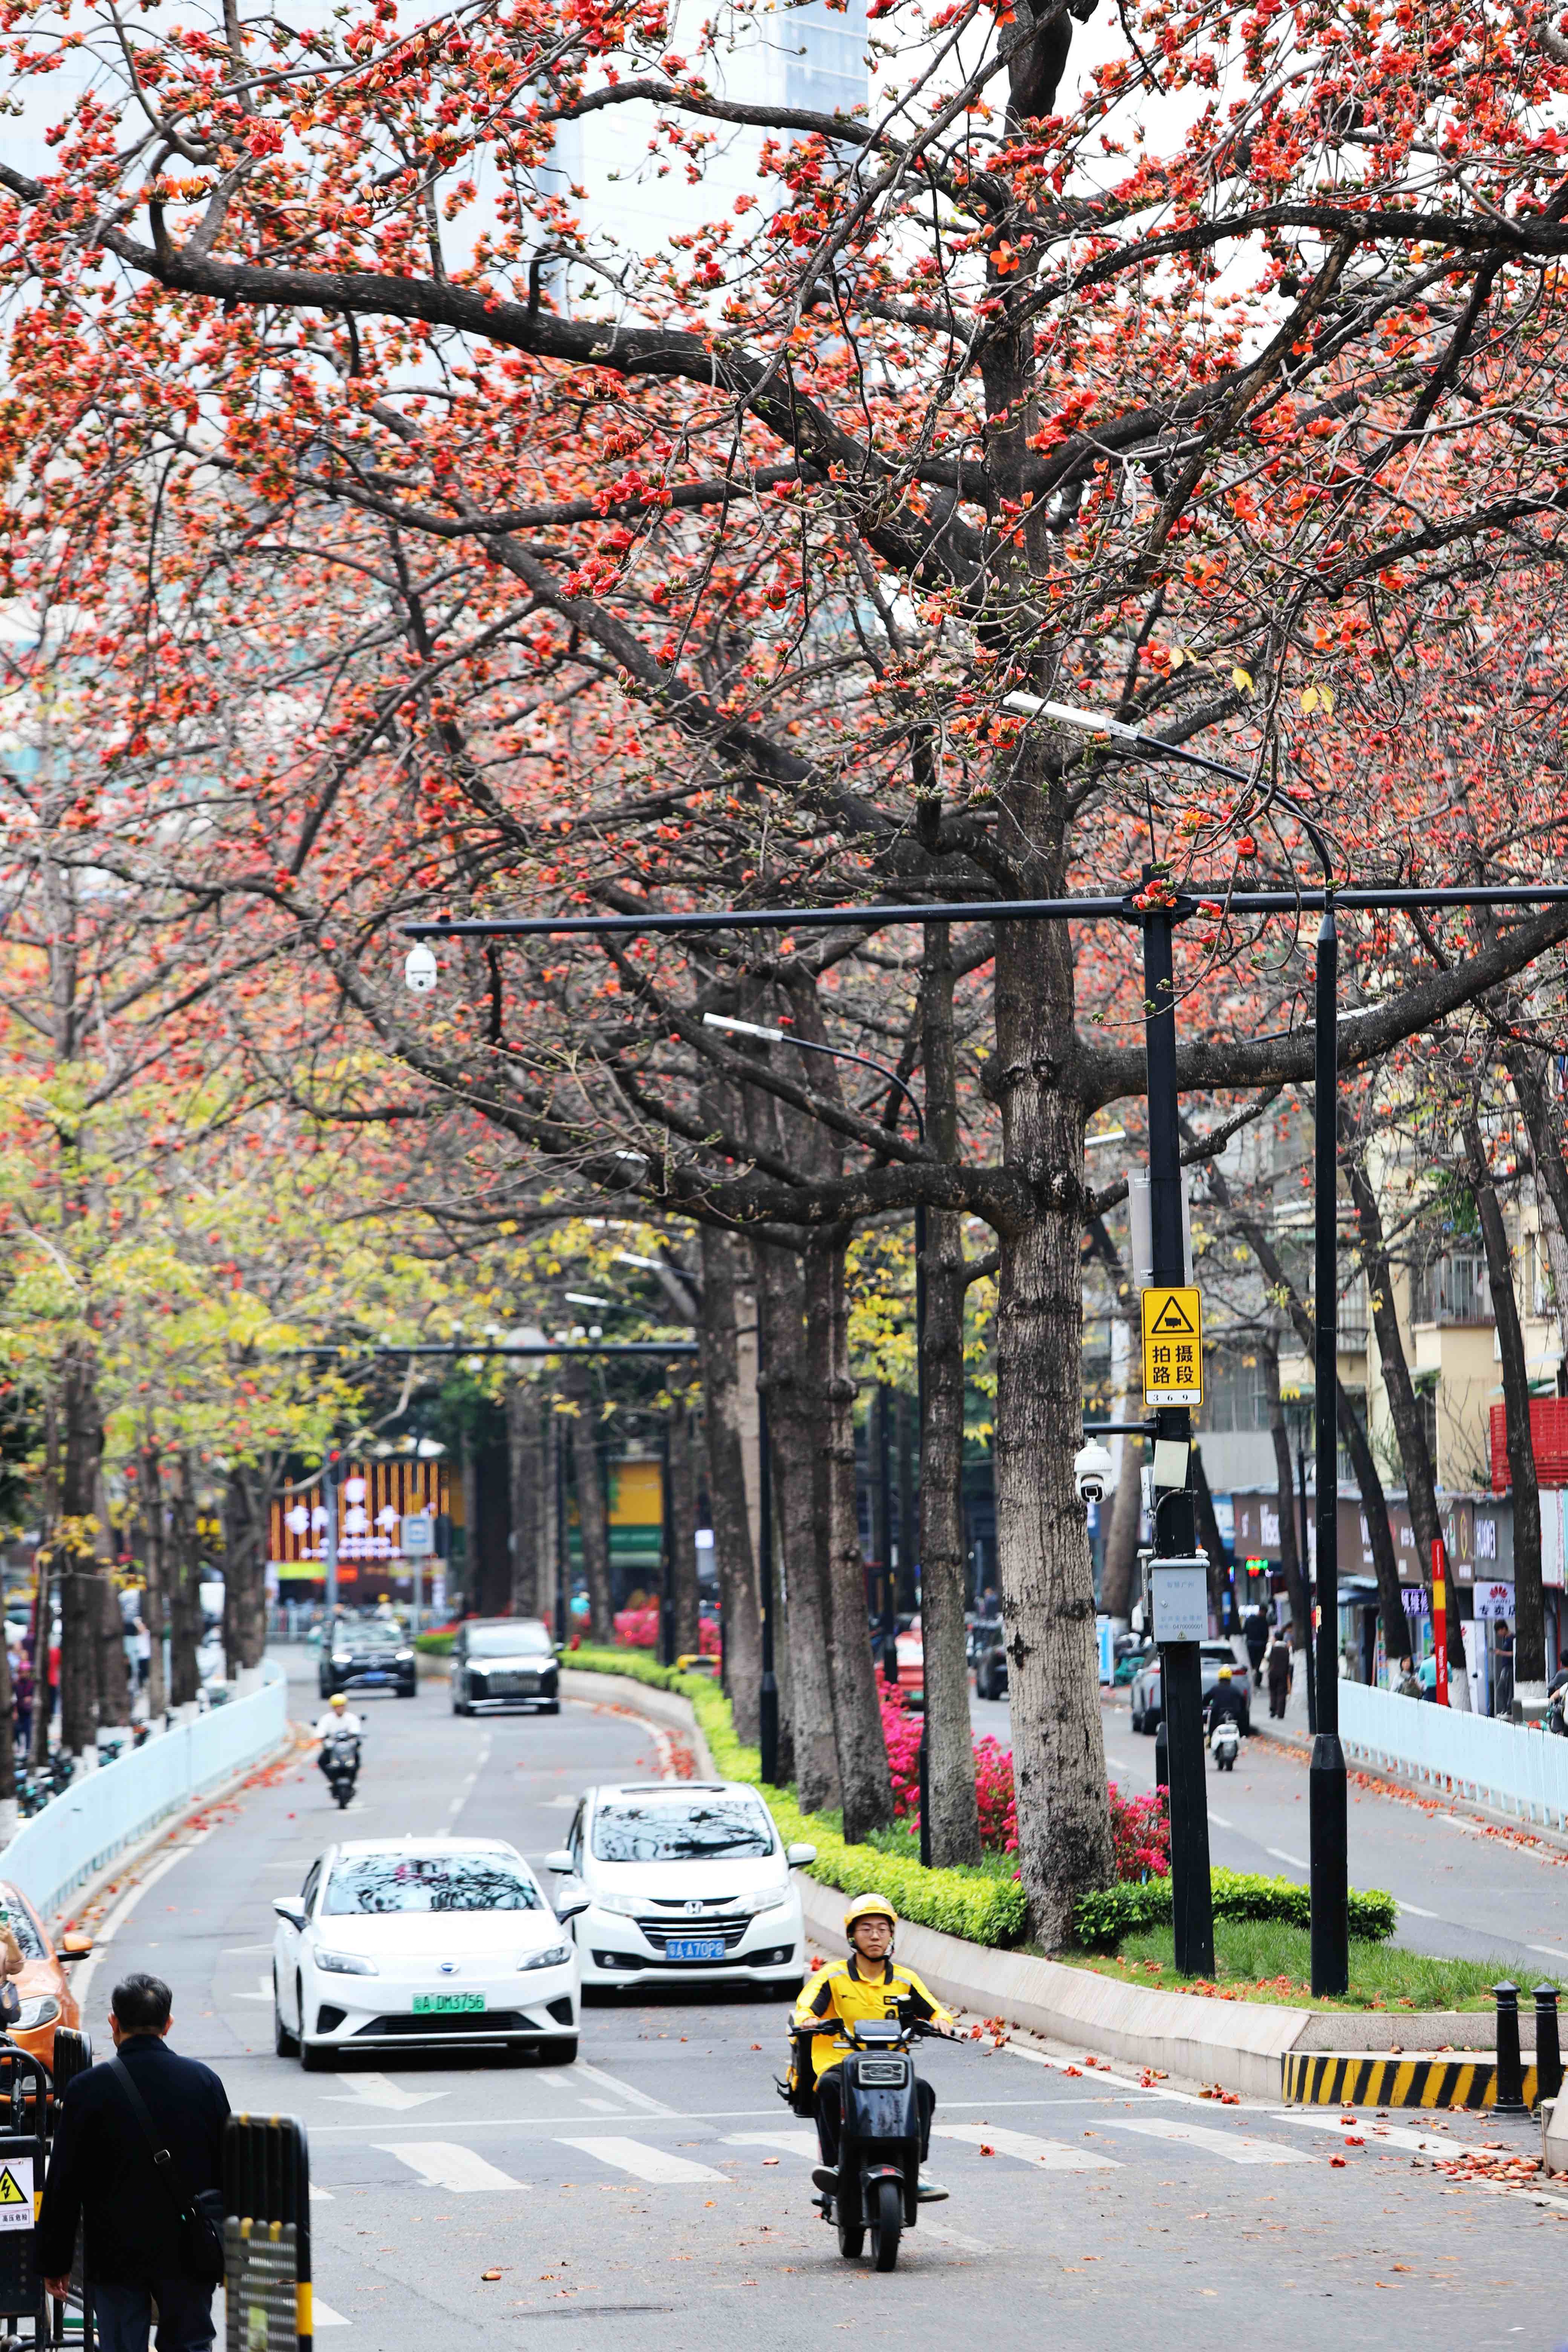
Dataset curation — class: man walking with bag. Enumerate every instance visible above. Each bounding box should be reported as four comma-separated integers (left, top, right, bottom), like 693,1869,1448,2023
39,1972,230,2352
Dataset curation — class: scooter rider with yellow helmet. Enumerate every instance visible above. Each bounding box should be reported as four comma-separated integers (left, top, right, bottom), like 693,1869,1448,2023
792,1892,956,2202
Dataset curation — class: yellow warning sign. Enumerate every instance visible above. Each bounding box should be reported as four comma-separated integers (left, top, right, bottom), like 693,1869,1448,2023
0,2157,32,2233
1142,1286,1203,1405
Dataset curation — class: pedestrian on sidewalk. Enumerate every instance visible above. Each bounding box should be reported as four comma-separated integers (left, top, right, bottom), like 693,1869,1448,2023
1244,1607,1269,1682
1266,1633,1293,1720
39,1972,230,2352
1395,1654,1423,1700
1494,1626,1515,1720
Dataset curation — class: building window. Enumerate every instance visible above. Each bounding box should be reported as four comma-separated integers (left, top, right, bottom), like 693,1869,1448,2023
1412,1250,1493,1326
1200,1349,1270,1433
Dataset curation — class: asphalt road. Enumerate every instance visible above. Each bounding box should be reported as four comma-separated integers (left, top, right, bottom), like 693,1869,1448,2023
971,1683,1568,1975
64,1654,1568,2351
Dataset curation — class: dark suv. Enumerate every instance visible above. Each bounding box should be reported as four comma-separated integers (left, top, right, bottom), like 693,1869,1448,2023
319,1620,417,1700
452,1618,560,1715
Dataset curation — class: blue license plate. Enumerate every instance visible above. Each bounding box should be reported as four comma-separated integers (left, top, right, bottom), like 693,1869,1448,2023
360,1672,390,1684
666,1937,727,1962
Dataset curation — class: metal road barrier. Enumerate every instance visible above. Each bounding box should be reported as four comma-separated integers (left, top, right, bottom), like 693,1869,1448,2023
0,1663,288,1920
1340,1678,1568,1831
224,2115,313,2352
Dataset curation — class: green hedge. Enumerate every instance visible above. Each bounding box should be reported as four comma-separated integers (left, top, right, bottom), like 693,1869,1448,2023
559,1650,1397,1959
413,1631,455,1655
563,1646,1029,1948
1072,1869,1399,1952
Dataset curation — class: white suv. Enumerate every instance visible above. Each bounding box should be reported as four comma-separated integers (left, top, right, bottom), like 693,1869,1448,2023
548,1782,815,1993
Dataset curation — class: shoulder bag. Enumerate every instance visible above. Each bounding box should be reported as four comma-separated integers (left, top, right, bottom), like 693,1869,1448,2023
109,2058,226,2285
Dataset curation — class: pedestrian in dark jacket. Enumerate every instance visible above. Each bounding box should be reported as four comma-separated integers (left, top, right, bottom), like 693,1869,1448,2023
39,1972,230,2352
1266,1635,1293,1718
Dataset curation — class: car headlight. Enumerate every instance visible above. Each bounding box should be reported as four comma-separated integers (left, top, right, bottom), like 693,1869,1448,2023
315,1950,378,1975
396,1649,412,1661
595,1893,642,1917
733,1889,790,1917
14,1997,59,2031
519,1943,572,1971
332,1652,351,1666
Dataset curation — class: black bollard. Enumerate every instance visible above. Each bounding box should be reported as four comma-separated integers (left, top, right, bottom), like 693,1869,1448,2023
1536,1984,1563,2107
1494,1982,1527,2116
1154,1716,1170,1799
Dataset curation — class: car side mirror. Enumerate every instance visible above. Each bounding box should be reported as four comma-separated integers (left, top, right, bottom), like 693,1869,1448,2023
553,1888,590,1923
273,1897,308,1930
544,1849,575,1875
786,1843,817,1868
58,1933,92,1962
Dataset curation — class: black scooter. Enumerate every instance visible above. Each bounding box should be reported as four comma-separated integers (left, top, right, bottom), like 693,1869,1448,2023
321,1729,361,1808
796,2015,934,2272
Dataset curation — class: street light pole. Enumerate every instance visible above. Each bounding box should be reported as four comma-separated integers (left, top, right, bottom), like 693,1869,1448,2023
1310,898,1349,1995
757,1382,779,1783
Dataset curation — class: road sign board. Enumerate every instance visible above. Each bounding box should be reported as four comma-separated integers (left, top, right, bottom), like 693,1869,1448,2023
1141,1286,1203,1405
400,1513,434,1558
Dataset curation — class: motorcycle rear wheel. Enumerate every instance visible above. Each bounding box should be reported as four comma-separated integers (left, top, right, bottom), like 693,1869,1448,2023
869,2177,902,2272
836,2211,865,2261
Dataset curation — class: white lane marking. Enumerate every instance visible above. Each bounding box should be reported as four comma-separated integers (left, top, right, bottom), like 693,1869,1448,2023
577,2097,626,2113
222,1944,275,1955
1266,1847,1309,1870
1101,2117,1310,2165
921,2221,998,2254
931,2124,1119,2172
1398,1901,1439,1918
1208,1810,1234,1829
1104,1754,1132,1773
229,1973,273,2004
313,2300,351,2328
309,2186,334,2203
1274,2112,1503,2162
725,2131,818,2158
1531,1943,1568,1960
559,2137,727,2184
325,2073,446,2113
377,2142,528,2193
574,2062,677,2117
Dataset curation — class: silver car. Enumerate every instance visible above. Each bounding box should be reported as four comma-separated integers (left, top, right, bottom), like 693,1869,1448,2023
1129,1643,1252,1733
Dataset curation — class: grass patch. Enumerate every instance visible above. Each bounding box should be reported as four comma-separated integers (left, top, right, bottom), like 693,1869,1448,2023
1062,1918,1565,2011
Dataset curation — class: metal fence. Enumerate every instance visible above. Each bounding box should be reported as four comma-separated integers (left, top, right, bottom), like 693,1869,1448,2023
0,1663,289,1920
1340,1678,1568,1830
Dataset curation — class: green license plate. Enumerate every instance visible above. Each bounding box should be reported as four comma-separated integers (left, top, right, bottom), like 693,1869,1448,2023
412,1992,486,2014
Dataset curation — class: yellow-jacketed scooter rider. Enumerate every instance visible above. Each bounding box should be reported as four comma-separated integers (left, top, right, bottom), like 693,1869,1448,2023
792,1893,956,2203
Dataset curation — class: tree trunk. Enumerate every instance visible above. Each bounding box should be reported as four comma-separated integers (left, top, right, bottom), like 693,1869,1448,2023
1191,1446,1230,1627
507,1377,542,1617
668,1390,701,1658
1463,1115,1545,1695
1336,1389,1407,1683
756,1235,839,1813
0,1620,15,1837
167,1452,204,1709
29,1542,53,1771
895,1389,917,1610
919,917,982,1865
222,1463,268,1676
1499,1040,1568,1392
991,911,1113,1948
564,1363,614,1643
59,1351,104,1756
700,1225,763,1741
1262,1338,1311,1656
1342,1138,1468,1691
139,1447,168,1720
813,1229,894,1841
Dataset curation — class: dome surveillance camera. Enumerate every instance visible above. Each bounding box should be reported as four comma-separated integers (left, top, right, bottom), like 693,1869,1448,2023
1073,1438,1114,1508
404,943,439,995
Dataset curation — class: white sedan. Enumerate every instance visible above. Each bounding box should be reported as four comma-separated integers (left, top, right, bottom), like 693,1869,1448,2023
547,1780,815,1992
271,1836,586,2069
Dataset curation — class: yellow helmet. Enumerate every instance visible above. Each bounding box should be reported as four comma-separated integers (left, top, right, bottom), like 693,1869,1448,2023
1217,1663,1233,1680
843,1892,897,1935
329,1693,346,1710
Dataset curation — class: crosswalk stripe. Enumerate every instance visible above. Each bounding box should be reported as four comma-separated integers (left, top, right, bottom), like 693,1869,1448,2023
1273,2111,1497,2162
312,2300,351,2328
560,2136,727,2184
376,2142,529,2192
1101,2117,1310,2165
931,2124,1119,2172
724,2131,819,2159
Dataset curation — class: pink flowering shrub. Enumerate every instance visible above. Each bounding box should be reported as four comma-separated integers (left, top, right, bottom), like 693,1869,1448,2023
879,1687,1168,1880
612,1604,720,1657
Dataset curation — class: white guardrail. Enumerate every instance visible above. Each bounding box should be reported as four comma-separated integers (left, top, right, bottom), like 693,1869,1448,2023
1341,1678,1568,1831
1,1659,290,1921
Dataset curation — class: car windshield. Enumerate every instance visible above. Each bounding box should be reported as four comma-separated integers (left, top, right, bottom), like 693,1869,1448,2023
467,1625,551,1657
0,1892,44,1960
591,1796,776,1864
338,1626,403,1650
322,1854,540,1914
